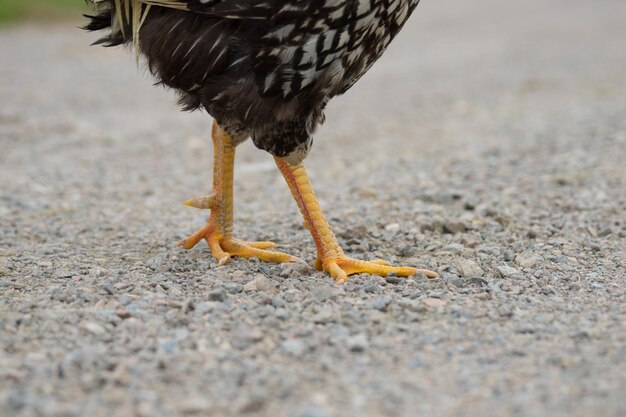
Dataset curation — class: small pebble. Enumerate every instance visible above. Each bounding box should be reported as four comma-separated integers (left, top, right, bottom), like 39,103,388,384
497,265,521,278
456,259,484,277
208,287,227,302
385,276,402,284
422,298,446,308
281,339,306,357
243,274,274,292
371,296,393,311
115,308,131,319
346,334,369,352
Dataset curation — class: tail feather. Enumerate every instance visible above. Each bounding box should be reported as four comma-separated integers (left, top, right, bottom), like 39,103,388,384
83,1,126,47
84,1,187,50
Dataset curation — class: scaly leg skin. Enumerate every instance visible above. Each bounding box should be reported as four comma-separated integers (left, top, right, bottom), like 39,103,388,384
178,121,300,266
275,157,439,284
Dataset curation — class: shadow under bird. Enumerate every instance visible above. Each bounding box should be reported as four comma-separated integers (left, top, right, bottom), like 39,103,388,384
84,0,438,283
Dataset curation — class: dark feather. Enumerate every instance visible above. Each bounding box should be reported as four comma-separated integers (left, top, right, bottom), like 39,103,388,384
84,0,421,160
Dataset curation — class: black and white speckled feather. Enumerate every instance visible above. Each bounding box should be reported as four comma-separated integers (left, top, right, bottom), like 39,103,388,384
85,0,421,162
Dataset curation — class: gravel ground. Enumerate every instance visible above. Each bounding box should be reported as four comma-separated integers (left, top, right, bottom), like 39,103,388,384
1,1,625,416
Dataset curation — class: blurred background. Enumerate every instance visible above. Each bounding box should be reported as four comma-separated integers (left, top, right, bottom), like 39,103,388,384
0,0,86,23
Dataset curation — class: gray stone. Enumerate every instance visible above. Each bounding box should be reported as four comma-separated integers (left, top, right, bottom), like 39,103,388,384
300,409,331,417
346,334,369,352
208,287,227,302
271,296,287,308
443,220,466,234
497,265,521,278
243,274,274,292
515,253,543,269
456,259,484,277
371,296,393,311
312,306,335,324
385,276,403,284
281,339,306,357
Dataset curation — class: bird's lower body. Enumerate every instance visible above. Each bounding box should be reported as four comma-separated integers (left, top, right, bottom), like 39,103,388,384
179,122,438,283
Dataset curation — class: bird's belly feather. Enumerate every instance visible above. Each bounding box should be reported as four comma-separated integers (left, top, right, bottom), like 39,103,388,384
89,0,421,161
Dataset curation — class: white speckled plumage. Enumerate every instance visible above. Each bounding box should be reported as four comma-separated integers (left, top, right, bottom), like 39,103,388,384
86,0,421,162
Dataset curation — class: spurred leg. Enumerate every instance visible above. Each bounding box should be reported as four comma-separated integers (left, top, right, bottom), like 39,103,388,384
275,157,438,283
178,121,299,266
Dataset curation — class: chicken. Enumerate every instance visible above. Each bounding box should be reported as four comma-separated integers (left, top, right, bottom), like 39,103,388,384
85,0,438,283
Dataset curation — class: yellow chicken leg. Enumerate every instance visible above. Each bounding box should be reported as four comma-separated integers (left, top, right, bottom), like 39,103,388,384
275,157,438,284
178,121,300,266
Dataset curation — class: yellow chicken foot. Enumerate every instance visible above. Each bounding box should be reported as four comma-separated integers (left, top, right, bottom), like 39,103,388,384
178,121,300,266
275,157,438,284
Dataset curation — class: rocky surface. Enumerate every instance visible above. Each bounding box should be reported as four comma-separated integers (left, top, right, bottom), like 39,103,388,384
1,0,625,416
